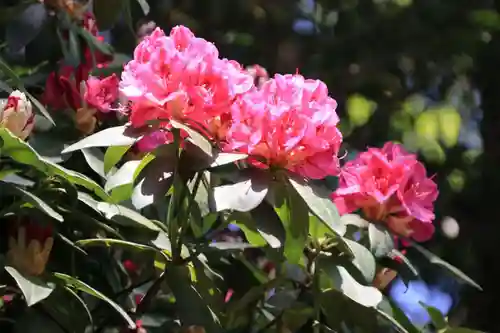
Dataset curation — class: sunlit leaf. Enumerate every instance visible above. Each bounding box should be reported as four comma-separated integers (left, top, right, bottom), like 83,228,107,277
289,176,346,236
213,173,269,212
368,224,394,258
5,266,54,307
62,126,141,153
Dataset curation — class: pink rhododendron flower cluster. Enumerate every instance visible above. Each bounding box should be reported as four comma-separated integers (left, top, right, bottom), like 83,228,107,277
331,142,438,242
119,26,253,140
119,25,343,179
84,74,120,112
225,74,342,179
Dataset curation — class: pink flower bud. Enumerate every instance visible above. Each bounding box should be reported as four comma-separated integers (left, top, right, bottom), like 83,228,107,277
1,90,34,140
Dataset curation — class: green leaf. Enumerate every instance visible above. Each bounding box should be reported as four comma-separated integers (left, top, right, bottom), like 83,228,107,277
443,329,486,333
76,25,113,56
132,156,174,209
77,192,161,232
318,262,382,307
53,273,136,329
81,147,108,178
0,56,55,125
342,238,376,283
410,241,482,290
419,302,447,330
229,210,283,248
207,242,256,251
166,265,220,331
289,176,346,236
5,266,55,306
170,120,213,157
213,173,269,212
67,28,81,67
273,182,309,264
0,128,108,199
76,238,169,261
93,0,124,30
104,145,132,174
210,152,248,168
368,224,395,258
105,160,142,192
136,0,150,14
341,214,370,228
2,182,63,221
62,126,141,153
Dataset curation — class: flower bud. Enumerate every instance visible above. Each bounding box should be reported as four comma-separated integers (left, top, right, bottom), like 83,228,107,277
7,219,54,276
1,90,34,140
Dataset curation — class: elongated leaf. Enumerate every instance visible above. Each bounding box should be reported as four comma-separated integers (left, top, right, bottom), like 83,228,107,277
77,192,160,232
53,273,135,329
0,128,108,199
443,329,486,333
62,126,141,153
166,265,220,330
136,0,150,14
319,262,382,307
410,241,482,290
105,160,142,192
104,145,132,174
213,174,269,212
0,56,55,124
170,120,213,157
210,152,248,167
229,210,283,248
419,302,447,329
289,176,346,236
76,238,169,261
368,224,394,258
274,182,309,264
5,266,55,306
207,242,256,251
81,148,107,178
342,238,376,283
3,182,63,221
132,156,174,209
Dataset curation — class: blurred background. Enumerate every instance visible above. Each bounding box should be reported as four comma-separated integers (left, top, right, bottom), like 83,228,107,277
2,0,500,330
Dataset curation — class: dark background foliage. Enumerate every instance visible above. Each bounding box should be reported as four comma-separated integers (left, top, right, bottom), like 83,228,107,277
1,0,499,330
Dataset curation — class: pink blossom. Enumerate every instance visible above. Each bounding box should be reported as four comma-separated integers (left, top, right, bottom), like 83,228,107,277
136,130,173,152
225,74,343,179
331,142,438,242
119,26,253,139
84,74,119,112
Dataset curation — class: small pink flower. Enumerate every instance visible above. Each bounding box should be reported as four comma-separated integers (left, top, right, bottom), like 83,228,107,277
225,74,343,179
136,130,173,152
246,64,269,88
1,90,34,140
331,142,438,242
84,74,119,112
119,26,253,139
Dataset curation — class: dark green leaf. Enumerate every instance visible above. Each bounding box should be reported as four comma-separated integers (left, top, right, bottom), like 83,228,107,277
92,53,132,77
62,126,141,153
76,238,169,261
94,0,124,30
76,25,113,56
53,273,136,329
166,265,220,330
443,329,486,333
0,128,108,199
420,302,447,330
2,182,63,221
5,266,55,306
410,241,482,290
0,56,55,124
289,175,346,236
67,28,81,67
229,211,283,248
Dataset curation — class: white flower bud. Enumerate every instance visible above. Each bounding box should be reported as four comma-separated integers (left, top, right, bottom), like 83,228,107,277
0,90,34,140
